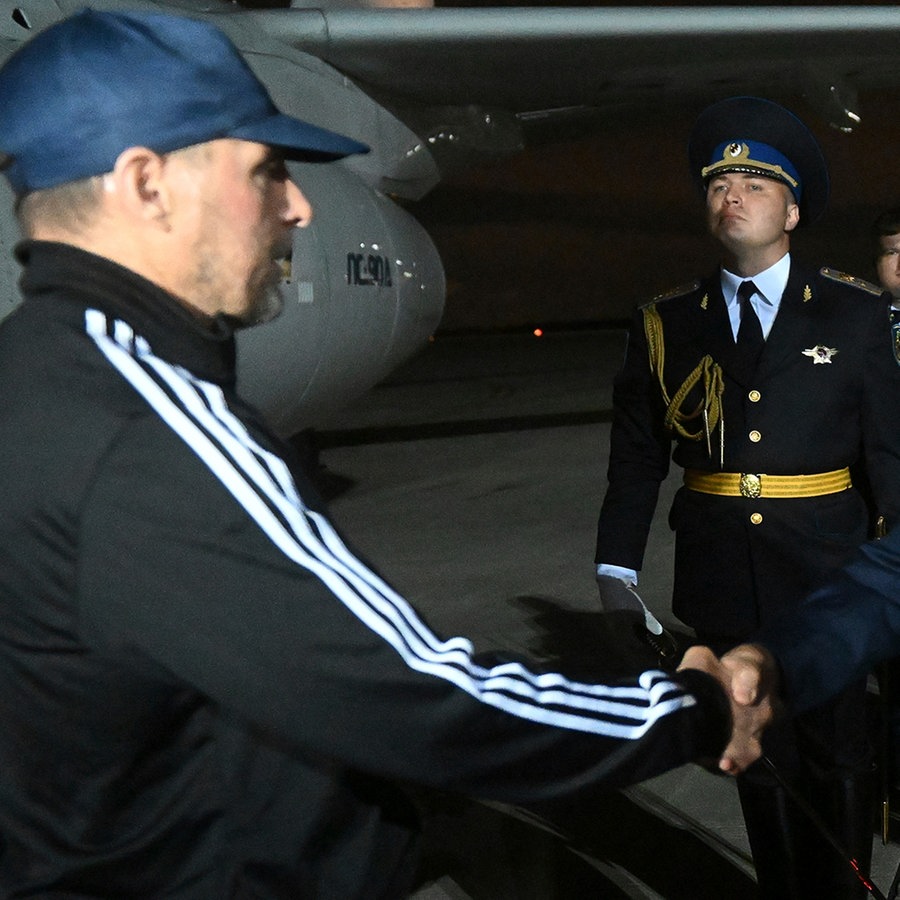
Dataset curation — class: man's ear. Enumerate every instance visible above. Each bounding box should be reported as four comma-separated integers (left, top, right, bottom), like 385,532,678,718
105,147,172,227
784,202,800,234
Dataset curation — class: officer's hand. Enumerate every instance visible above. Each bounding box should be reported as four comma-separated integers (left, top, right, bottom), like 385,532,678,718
596,574,658,629
596,574,679,664
678,645,776,775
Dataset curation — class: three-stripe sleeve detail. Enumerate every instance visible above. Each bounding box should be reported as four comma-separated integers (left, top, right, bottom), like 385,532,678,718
85,310,698,740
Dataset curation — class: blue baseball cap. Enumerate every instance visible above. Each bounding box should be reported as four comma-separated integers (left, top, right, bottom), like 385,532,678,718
0,9,369,195
688,97,829,226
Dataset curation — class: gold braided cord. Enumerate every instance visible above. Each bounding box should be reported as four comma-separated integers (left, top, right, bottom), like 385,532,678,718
665,356,725,440
643,303,665,374
642,304,725,445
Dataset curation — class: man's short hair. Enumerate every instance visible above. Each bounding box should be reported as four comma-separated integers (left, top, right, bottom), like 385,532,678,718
16,177,104,236
873,208,900,243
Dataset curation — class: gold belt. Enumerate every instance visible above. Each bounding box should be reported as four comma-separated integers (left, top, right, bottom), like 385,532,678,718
683,467,852,499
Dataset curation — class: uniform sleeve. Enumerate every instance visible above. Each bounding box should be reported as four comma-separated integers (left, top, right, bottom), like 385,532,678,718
76,415,729,804
860,293,900,529
595,307,672,569
756,529,900,714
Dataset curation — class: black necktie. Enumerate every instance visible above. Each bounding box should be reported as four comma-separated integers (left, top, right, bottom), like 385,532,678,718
736,280,764,358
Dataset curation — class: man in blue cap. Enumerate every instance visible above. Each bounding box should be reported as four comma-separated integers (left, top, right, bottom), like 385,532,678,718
595,96,900,898
0,10,770,898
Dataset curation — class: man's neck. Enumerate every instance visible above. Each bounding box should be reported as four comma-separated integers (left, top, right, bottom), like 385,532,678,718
720,241,791,279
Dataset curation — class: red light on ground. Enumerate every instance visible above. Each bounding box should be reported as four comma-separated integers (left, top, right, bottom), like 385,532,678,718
533,328,543,337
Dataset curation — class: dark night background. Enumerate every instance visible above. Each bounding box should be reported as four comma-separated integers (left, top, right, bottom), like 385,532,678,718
242,0,900,331
412,87,900,331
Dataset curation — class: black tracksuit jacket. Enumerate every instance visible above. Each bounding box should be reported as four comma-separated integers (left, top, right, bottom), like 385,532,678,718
0,242,729,898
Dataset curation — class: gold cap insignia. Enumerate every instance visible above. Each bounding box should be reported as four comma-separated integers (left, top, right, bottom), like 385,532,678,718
701,142,799,188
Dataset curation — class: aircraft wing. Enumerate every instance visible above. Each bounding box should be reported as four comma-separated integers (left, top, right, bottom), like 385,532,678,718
5,2,900,192
250,5,900,130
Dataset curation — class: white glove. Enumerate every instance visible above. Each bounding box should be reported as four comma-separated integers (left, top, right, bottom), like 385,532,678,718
596,573,665,636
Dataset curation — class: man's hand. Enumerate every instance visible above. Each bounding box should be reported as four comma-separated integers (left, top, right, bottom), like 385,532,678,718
720,643,779,706
678,645,777,776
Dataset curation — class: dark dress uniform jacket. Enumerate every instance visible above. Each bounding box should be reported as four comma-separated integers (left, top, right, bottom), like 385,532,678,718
596,259,900,637
0,242,732,899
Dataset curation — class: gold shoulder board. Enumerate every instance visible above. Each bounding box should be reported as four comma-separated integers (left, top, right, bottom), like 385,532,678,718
819,267,884,296
647,279,702,304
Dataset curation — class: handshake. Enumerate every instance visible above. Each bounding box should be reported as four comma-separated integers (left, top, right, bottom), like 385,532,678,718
596,574,779,775
678,643,779,776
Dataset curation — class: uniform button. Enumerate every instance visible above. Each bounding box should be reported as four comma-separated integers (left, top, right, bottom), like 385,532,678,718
750,513,763,525
749,430,762,442
748,390,761,402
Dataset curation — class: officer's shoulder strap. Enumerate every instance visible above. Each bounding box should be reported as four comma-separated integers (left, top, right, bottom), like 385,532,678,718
819,267,884,296
640,279,702,309
640,280,701,372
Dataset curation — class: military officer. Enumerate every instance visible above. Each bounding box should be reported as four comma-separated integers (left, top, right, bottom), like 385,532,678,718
595,97,900,899
873,208,900,373
873,206,900,304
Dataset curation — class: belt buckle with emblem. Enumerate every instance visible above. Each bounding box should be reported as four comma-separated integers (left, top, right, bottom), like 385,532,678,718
740,473,761,498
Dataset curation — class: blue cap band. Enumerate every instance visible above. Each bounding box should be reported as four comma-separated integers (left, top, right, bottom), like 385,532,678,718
702,140,802,202
0,10,368,194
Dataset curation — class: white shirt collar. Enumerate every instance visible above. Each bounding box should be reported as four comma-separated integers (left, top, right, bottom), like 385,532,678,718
721,252,791,308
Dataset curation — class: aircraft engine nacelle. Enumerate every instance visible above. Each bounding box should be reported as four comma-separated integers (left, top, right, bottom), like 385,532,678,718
0,0,446,439
236,160,445,436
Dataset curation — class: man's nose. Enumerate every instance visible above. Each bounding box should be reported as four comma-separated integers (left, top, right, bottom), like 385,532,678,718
285,180,313,228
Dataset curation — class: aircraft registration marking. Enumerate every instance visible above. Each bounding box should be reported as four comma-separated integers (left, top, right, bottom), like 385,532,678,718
347,252,393,287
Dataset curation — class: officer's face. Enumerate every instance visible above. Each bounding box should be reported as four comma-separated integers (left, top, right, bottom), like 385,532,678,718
706,172,799,262
876,232,900,300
